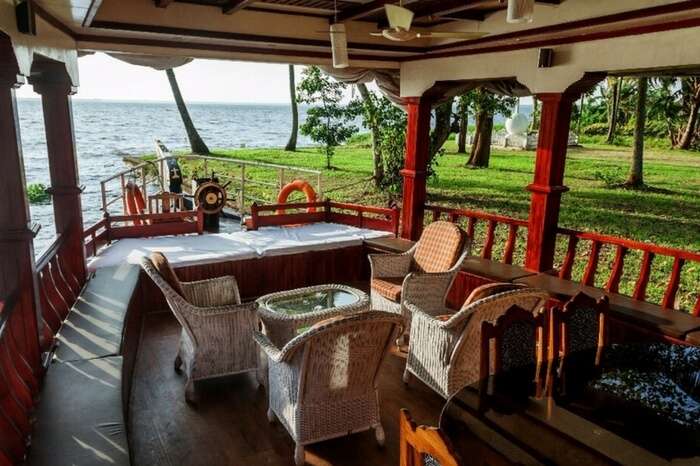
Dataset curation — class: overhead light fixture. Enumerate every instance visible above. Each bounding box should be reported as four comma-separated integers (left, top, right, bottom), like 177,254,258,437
507,0,534,24
330,23,349,69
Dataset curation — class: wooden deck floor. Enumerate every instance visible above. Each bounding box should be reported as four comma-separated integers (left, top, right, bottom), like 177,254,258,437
129,311,445,466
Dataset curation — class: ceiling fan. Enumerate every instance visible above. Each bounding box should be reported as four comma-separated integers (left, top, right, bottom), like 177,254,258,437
370,3,488,42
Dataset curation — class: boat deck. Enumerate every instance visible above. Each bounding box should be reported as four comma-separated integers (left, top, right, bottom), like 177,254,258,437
129,311,444,466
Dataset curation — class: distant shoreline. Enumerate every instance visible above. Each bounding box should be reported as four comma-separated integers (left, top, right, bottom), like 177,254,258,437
16,96,299,106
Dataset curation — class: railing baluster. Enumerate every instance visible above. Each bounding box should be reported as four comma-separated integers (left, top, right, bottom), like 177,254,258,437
559,235,579,280
502,224,518,265
0,407,26,464
431,210,440,222
633,251,655,301
466,217,476,244
47,263,71,320
482,220,497,260
605,245,628,293
661,257,685,310
582,240,602,286
5,329,38,396
693,295,700,317
448,212,459,223
55,254,81,298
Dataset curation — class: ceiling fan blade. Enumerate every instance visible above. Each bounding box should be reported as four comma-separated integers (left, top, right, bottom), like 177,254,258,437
385,4,414,31
419,31,488,39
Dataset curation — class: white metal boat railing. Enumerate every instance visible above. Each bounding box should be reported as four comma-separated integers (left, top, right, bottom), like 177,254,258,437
99,140,323,216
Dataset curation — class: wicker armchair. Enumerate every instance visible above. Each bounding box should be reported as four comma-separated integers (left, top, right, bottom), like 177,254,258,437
403,288,549,399
254,311,403,466
141,257,258,403
368,221,470,335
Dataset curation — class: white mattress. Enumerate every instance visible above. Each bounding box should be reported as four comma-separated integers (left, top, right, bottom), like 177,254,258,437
87,222,392,271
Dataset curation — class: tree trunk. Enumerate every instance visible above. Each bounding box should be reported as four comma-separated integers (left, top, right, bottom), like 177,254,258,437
626,77,648,187
457,98,468,154
606,77,621,144
675,81,700,150
285,65,299,151
165,68,209,155
529,98,540,133
467,112,493,168
429,98,454,161
357,83,383,186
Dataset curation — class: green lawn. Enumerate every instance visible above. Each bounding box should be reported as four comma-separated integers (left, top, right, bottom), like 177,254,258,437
154,139,700,311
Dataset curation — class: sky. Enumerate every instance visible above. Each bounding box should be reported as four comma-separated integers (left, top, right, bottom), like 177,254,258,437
15,52,532,106
15,53,310,104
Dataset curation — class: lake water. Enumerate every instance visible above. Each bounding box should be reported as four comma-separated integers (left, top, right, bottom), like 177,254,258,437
17,98,531,257
17,99,313,256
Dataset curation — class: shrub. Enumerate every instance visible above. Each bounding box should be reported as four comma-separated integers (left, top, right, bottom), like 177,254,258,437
27,183,50,204
581,123,609,136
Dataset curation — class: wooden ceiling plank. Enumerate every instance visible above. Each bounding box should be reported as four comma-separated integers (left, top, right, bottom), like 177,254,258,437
155,0,174,8
223,0,255,15
334,0,393,22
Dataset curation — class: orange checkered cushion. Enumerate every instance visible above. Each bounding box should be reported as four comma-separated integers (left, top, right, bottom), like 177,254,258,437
412,221,467,273
371,277,404,302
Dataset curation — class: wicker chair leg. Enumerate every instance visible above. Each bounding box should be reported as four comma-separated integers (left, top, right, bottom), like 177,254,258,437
374,424,385,447
174,354,183,373
185,379,198,405
402,368,411,385
294,444,305,466
266,407,276,423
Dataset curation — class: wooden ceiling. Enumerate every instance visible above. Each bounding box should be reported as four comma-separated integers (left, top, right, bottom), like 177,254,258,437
161,0,562,25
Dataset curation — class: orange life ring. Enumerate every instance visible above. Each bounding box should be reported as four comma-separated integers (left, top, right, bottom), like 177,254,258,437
125,182,146,225
276,180,317,214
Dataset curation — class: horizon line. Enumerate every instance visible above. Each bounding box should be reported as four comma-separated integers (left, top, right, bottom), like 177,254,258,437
17,96,297,106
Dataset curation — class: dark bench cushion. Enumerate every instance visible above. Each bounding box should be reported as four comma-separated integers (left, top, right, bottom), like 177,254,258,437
54,264,140,363
515,273,700,340
28,356,129,466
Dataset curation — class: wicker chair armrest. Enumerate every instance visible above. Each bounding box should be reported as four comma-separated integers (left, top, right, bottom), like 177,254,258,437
187,300,255,318
402,269,459,314
368,247,415,278
408,305,460,370
181,275,241,307
254,330,284,362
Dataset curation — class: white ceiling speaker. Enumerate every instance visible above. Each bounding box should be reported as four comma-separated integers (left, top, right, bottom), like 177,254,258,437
330,23,349,68
507,0,534,24
371,3,488,42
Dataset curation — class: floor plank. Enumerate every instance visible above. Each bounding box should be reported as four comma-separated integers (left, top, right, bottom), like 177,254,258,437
129,312,445,466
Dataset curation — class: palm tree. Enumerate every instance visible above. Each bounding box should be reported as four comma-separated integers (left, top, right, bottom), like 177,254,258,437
456,95,469,154
285,64,299,151
626,77,648,188
165,68,209,155
606,77,622,144
675,77,700,150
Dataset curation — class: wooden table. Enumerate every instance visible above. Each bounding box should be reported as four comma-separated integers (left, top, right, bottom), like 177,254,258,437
440,347,700,466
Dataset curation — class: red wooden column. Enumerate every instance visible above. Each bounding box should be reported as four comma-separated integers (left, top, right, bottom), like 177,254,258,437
31,63,86,284
0,37,42,369
524,93,576,272
400,96,432,240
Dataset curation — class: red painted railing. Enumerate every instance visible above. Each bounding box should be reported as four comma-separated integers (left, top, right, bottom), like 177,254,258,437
425,204,700,314
246,200,400,236
35,234,83,353
84,209,204,259
556,228,700,315
425,205,529,264
0,290,39,464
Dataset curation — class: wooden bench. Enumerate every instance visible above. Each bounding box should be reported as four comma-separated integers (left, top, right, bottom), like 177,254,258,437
28,264,141,466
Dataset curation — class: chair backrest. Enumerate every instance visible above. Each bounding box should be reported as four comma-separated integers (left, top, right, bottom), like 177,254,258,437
481,305,544,378
412,221,467,273
553,292,608,364
296,312,402,404
449,289,549,389
399,409,460,466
